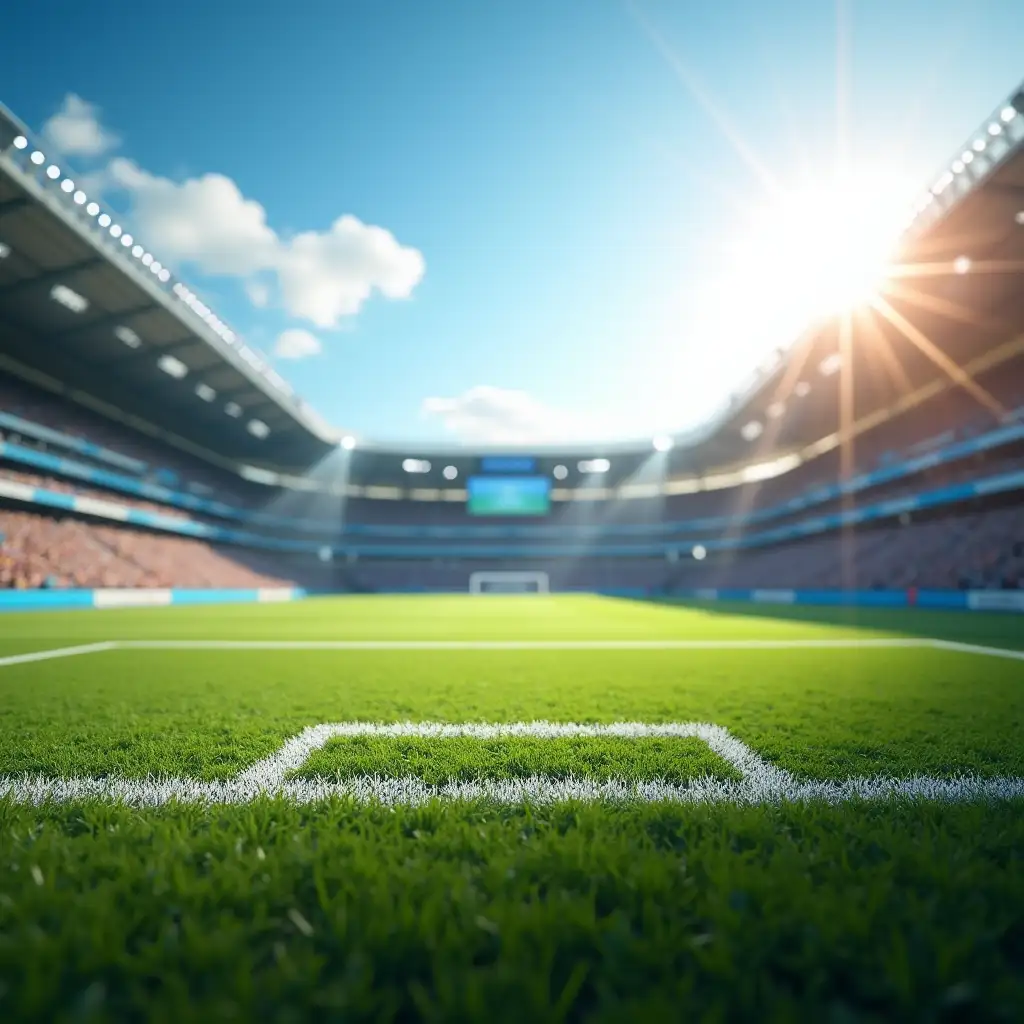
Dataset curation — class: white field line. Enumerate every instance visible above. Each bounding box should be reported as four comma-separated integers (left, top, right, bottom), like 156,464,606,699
113,638,930,651
929,639,1024,662
2,720,1022,807
0,641,116,669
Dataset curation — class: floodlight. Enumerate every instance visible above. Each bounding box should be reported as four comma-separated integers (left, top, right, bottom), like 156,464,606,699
692,545,707,561
142,253,153,266
988,122,1002,136
652,435,674,452
12,136,27,149
578,458,610,474
46,165,61,180
157,354,188,379
1001,105,1018,123
962,151,974,164
60,179,74,193
0,243,10,259
109,224,122,238
30,151,45,165
157,268,170,283
818,353,842,377
794,381,811,398
951,160,964,174
114,326,141,348
953,256,971,274
553,464,568,480
50,285,89,314
443,465,458,480
150,261,162,274
402,458,431,474
247,419,270,439
131,245,143,258
340,435,356,450
740,420,763,441
121,233,133,247
766,401,786,420
86,202,100,216
972,139,986,152
225,402,243,418
73,190,86,204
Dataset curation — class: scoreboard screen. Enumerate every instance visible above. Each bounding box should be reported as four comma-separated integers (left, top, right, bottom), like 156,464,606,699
467,475,550,516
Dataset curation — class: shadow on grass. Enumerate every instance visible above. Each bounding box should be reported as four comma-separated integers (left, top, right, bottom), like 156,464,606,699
607,596,1024,649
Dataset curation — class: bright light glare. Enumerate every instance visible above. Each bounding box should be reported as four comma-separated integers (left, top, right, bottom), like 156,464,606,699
727,172,911,322
652,434,674,452
340,435,356,450
692,545,707,561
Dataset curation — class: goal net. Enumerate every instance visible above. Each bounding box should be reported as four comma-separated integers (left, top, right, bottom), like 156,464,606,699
469,571,550,594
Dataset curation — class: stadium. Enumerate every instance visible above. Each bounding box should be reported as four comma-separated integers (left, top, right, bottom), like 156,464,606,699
1,50,1024,1024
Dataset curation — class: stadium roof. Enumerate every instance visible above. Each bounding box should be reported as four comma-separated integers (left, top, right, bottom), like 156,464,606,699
0,83,1023,483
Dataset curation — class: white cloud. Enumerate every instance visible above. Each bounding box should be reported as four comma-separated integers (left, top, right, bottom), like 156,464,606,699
108,158,278,276
76,114,426,326
42,94,119,157
276,215,425,329
245,281,271,308
422,386,594,444
273,328,322,360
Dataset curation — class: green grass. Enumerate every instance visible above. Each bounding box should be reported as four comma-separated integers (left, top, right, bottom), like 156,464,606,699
1,595,1023,1021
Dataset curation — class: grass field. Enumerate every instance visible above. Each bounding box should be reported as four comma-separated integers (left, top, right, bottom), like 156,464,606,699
1,594,1023,1022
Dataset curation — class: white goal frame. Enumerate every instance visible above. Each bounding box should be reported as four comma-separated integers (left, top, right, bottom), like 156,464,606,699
469,571,550,594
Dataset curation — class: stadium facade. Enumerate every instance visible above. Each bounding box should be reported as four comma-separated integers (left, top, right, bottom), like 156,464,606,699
1,84,1023,609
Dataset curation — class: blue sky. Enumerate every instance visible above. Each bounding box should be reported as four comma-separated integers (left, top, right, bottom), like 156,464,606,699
2,0,1022,445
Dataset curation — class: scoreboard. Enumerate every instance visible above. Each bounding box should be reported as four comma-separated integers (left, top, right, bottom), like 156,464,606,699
467,456,550,516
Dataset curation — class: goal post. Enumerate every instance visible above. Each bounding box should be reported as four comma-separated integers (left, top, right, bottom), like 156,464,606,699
469,571,550,594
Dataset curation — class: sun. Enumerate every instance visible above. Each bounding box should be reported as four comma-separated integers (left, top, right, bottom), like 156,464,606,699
727,169,916,324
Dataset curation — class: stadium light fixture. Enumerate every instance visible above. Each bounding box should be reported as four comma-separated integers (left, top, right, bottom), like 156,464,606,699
578,458,610,474
953,255,971,274
157,354,188,379
157,269,170,283
740,420,764,442
141,253,153,266
951,160,964,174
340,434,356,450
60,179,74,193
131,245,144,258
225,402,243,418
1001,105,1019,123
692,545,707,561
114,326,141,348
247,419,270,439
109,224,122,239
818,353,842,377
988,122,1003,136
402,458,431,473
50,284,89,314
652,435,674,452
73,190,86,205
30,151,45,165
443,465,458,480
12,136,27,149
86,202,100,217
972,139,986,152
553,464,568,480
120,235,132,247
0,243,10,260
150,261,163,274
46,165,61,180
195,383,216,402
962,151,974,165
